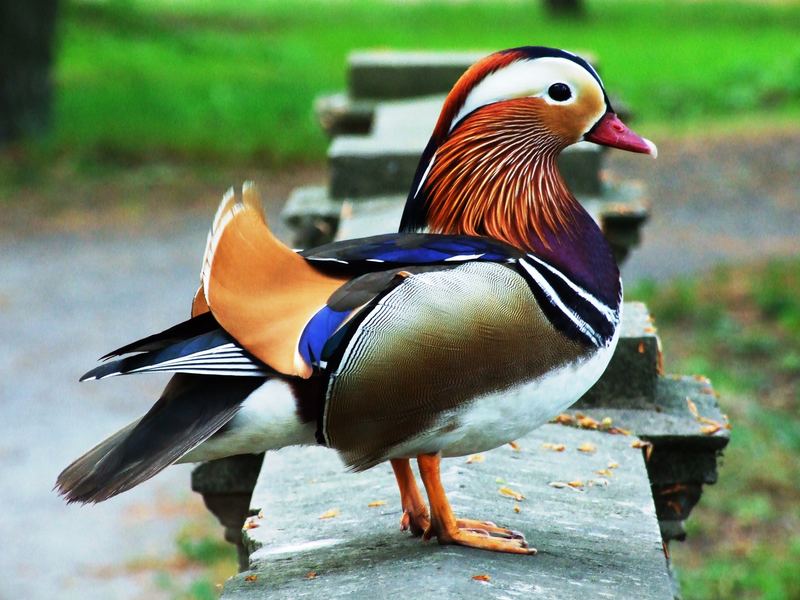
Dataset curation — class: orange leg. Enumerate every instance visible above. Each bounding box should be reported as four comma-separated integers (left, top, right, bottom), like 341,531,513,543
391,458,430,536
416,453,536,555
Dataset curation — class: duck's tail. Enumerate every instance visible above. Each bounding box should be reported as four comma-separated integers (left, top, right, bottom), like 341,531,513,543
55,374,264,503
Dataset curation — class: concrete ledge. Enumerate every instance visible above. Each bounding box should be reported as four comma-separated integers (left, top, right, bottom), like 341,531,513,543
222,424,671,599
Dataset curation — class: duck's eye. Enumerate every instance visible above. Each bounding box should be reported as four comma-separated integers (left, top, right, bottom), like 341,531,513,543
547,83,572,102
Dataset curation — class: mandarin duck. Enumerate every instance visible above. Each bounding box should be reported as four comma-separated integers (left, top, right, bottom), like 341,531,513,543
57,46,656,555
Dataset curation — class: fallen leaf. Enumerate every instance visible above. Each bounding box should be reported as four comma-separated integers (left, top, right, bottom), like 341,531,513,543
319,509,340,520
551,413,575,425
367,500,386,508
637,342,645,354
701,424,722,435
508,441,521,451
567,480,584,488
577,415,600,429
548,481,568,488
472,574,491,582
577,442,597,454
306,571,317,580
686,397,700,418
631,439,654,461
667,499,682,515
595,469,613,477
542,442,566,452
608,461,620,469
659,483,689,495
499,486,525,501
513,504,521,513
600,416,614,429
466,454,485,464
589,478,609,487
245,574,258,582
242,518,260,530
257,510,265,519
607,426,632,436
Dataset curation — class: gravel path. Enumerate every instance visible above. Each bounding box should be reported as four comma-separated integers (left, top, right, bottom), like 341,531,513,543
1,131,797,599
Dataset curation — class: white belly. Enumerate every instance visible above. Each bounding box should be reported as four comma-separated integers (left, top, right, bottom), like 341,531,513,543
388,330,619,459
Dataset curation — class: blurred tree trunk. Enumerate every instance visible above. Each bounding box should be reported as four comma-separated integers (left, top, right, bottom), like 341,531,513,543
543,0,584,17
0,0,60,145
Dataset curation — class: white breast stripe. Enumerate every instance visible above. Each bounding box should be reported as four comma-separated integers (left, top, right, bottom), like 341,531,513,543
306,257,349,264
525,253,619,324
444,253,485,262
518,259,602,347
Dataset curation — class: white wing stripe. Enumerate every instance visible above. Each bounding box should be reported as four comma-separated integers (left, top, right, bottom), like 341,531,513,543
524,253,618,324
518,259,602,347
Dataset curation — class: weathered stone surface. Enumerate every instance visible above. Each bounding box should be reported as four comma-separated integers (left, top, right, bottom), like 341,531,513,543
579,301,660,407
328,97,605,198
281,186,343,247
347,50,492,99
567,375,729,538
314,92,374,137
222,425,672,599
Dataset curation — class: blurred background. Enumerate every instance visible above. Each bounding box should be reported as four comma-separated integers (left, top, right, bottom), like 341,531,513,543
0,1,798,598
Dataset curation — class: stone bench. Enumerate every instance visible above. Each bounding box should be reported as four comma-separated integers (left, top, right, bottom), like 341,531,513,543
221,426,673,599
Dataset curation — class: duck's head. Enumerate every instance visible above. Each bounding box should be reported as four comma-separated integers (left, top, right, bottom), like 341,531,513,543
400,46,656,251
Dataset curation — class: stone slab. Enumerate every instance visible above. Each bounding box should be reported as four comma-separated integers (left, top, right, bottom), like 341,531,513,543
347,49,597,100
222,424,671,599
348,50,494,100
572,376,729,452
328,96,605,198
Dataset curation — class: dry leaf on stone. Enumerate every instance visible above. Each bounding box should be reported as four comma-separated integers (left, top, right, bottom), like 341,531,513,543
631,439,654,461
242,518,260,530
686,397,700,418
319,509,340,519
368,500,386,508
306,571,317,580
466,454,485,464
577,442,597,454
472,574,491,582
542,442,566,452
551,414,575,426
499,486,525,501
245,575,258,582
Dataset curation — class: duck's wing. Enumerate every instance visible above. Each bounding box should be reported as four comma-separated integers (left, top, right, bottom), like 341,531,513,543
82,186,526,382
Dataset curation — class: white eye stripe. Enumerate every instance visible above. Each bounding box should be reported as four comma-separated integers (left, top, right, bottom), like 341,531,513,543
449,57,602,132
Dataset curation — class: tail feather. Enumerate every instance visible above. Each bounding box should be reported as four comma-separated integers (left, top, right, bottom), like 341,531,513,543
56,374,264,503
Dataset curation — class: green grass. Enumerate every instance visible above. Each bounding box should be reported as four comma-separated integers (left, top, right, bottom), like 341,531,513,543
48,0,800,165
628,259,800,600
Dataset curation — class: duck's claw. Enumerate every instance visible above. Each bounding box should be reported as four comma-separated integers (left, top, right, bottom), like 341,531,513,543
456,518,526,541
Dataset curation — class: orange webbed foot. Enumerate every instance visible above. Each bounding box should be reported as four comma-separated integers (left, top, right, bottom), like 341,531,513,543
417,453,536,555
426,522,536,555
